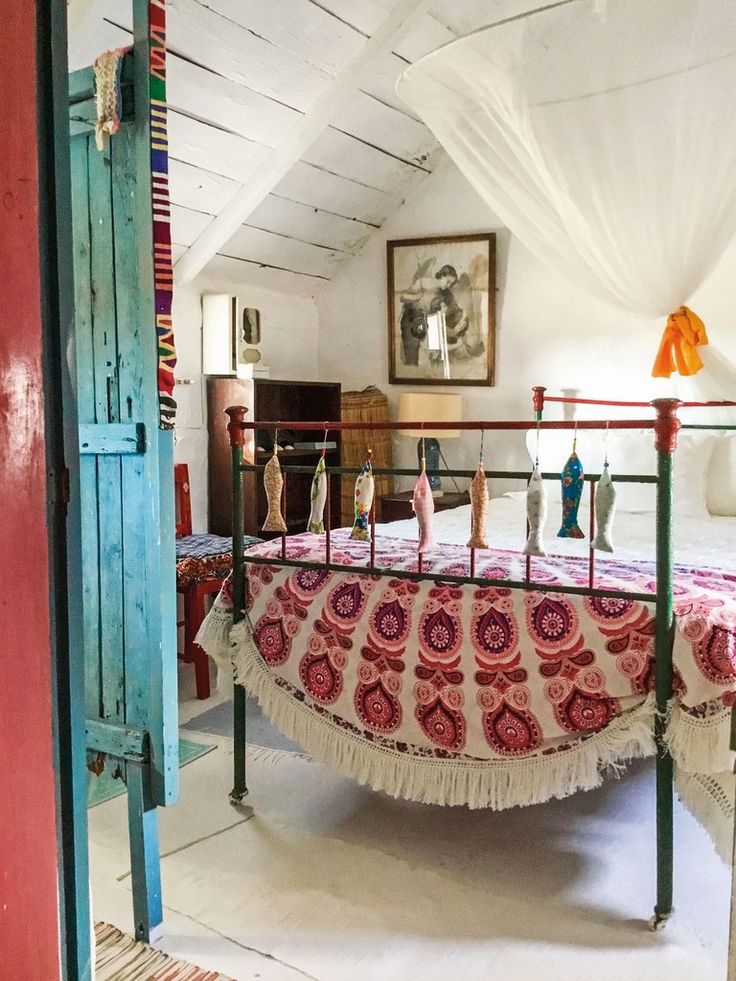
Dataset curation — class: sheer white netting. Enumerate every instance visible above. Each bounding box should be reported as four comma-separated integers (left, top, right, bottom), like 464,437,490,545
397,0,736,398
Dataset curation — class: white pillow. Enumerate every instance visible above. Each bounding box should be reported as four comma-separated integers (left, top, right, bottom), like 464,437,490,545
707,435,736,516
603,430,657,513
607,431,716,518
524,428,607,474
525,429,716,518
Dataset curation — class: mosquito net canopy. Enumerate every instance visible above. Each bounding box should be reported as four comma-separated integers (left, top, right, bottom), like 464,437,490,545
397,0,736,394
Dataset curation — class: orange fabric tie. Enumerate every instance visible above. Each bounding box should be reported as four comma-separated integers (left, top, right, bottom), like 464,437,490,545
651,306,708,378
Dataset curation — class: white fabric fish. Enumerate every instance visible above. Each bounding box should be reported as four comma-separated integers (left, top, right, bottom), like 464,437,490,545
522,465,548,557
466,463,489,549
350,456,375,541
307,455,327,534
262,447,287,534
591,464,617,553
412,469,437,553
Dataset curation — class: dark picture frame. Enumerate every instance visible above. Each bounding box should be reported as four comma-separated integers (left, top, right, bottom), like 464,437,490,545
387,232,496,386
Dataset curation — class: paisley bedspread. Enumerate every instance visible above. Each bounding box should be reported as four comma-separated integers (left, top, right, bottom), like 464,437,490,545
198,530,736,826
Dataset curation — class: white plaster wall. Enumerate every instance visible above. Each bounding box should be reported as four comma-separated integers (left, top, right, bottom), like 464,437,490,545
316,155,736,493
173,274,319,530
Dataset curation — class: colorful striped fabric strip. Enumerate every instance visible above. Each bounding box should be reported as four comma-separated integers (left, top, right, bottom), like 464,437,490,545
149,0,177,428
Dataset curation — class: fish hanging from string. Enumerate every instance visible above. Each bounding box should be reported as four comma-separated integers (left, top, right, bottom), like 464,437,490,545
558,425,585,539
413,435,436,554
467,431,489,549
350,450,375,542
592,424,617,552
307,434,329,534
523,423,548,556
262,437,287,534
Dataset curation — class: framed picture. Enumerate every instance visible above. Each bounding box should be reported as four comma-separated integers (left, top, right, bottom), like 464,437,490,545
387,232,496,386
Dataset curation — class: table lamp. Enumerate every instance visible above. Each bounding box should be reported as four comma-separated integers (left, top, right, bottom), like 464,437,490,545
397,392,462,497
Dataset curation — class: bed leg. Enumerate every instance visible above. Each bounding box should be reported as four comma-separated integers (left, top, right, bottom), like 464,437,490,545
650,400,679,931
230,683,248,805
650,737,674,930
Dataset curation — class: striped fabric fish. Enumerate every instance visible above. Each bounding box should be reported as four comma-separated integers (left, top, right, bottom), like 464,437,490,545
262,447,287,534
557,448,585,539
466,463,489,549
412,469,437,553
522,465,548,556
591,463,617,552
307,455,327,534
350,455,375,541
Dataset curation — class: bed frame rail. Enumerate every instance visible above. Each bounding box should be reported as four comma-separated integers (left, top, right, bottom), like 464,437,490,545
223,391,736,929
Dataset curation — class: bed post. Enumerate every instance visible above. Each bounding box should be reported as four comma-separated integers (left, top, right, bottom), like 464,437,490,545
651,397,681,929
226,405,249,804
532,385,546,422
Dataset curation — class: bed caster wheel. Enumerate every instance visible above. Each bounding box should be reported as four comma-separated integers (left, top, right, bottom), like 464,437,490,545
648,908,673,931
229,787,249,806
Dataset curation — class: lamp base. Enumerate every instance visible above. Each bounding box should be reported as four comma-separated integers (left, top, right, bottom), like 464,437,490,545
417,437,442,493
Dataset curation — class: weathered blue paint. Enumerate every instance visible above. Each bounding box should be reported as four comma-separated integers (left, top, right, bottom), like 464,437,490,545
68,4,178,943
85,719,149,762
78,423,146,455
126,762,163,942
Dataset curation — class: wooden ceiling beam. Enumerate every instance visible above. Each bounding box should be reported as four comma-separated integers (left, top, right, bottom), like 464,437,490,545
174,0,431,286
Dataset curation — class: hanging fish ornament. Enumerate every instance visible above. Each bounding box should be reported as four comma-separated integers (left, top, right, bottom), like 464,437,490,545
413,450,437,554
307,453,327,534
350,451,375,541
467,436,489,549
523,466,548,556
262,444,287,534
557,435,585,539
591,462,617,552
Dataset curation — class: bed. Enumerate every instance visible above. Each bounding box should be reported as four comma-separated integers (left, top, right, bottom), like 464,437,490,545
197,393,736,927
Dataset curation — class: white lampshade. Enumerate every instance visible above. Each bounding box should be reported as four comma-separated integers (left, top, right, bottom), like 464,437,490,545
397,392,462,438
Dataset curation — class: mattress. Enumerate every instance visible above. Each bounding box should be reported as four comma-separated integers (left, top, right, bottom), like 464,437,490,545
378,496,736,570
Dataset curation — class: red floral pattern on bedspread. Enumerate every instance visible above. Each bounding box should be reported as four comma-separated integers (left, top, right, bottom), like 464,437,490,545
231,531,736,764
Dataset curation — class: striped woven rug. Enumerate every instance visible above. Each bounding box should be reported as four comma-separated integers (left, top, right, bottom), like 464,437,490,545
95,923,234,980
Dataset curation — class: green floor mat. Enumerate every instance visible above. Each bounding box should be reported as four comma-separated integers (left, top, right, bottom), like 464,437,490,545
87,737,215,808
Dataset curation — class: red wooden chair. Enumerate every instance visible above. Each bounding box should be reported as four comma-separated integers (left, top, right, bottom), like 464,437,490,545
175,464,229,700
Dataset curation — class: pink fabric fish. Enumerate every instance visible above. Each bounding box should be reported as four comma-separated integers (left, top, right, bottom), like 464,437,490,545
412,470,436,553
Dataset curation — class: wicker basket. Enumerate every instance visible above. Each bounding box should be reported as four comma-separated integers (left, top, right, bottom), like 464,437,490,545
340,386,393,526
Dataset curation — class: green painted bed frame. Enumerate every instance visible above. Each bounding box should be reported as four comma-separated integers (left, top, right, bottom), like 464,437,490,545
224,399,734,930
67,1,177,943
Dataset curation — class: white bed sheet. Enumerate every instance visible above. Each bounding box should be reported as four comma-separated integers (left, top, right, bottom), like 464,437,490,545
378,497,736,570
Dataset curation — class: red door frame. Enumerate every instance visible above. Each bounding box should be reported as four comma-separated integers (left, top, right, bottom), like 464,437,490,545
0,1,89,978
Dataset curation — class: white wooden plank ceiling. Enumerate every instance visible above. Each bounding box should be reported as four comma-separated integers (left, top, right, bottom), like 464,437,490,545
67,0,520,296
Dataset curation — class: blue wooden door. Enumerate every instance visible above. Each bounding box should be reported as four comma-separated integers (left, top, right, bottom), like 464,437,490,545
69,40,177,943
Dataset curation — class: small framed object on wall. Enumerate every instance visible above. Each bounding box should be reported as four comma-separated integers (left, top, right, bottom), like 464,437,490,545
387,232,496,386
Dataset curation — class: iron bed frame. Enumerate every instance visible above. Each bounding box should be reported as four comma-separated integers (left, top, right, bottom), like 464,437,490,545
222,386,736,928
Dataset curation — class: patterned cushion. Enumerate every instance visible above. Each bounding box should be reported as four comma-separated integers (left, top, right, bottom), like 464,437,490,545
176,534,261,589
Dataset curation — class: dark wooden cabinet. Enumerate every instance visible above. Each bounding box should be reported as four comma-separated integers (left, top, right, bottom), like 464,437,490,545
379,489,470,524
207,377,341,537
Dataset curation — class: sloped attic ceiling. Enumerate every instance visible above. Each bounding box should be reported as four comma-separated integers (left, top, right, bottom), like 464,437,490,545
67,0,508,297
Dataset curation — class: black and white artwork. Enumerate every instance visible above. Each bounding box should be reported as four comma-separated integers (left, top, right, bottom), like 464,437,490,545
387,233,496,385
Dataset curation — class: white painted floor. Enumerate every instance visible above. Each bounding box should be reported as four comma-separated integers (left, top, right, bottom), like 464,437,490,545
90,668,731,980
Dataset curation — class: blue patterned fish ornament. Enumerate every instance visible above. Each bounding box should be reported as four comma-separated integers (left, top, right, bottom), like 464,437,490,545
557,447,585,539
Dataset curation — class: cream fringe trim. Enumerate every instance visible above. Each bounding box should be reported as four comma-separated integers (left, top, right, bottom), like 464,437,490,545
676,769,734,866
665,702,735,774
194,602,233,670
197,608,736,815
226,619,656,810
